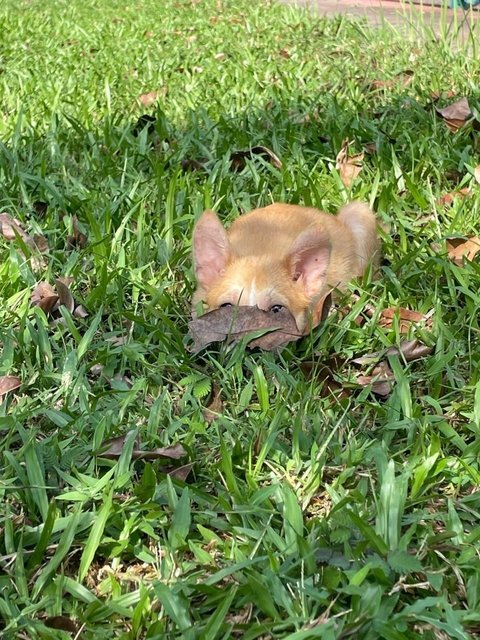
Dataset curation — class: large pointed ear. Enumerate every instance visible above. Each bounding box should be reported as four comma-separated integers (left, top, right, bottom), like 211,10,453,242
287,226,331,297
193,210,231,289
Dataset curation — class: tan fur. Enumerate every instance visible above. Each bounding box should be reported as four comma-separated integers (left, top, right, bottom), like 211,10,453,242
192,202,380,333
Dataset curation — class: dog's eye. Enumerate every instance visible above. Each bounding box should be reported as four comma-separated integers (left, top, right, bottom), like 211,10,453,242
220,303,233,308
270,304,284,313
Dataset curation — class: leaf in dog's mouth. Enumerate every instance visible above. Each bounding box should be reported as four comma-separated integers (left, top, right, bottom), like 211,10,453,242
188,306,301,352
188,296,331,352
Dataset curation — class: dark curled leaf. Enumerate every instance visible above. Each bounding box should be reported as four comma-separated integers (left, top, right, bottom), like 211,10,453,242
67,215,88,249
166,463,194,481
42,616,77,633
55,278,75,313
33,201,48,217
230,145,282,172
181,158,207,173
132,114,156,136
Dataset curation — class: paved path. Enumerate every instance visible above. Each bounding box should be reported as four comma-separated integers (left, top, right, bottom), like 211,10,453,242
279,0,479,39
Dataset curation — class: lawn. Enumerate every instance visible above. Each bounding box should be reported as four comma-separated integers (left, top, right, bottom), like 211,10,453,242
1,0,480,637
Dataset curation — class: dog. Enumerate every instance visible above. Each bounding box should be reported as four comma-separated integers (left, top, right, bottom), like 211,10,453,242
192,202,379,333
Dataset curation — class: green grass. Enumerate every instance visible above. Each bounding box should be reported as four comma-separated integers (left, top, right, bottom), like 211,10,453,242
1,0,480,637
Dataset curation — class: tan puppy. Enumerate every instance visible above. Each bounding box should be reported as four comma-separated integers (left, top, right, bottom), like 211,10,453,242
192,202,379,333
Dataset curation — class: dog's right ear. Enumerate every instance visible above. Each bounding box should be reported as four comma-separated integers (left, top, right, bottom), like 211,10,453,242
193,210,231,289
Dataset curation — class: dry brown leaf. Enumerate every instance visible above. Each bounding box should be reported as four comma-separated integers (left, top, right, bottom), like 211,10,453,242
100,434,186,460
435,97,472,132
33,201,48,217
138,90,159,107
203,384,223,423
31,282,59,314
31,234,49,253
335,140,364,187
357,361,394,398
167,463,194,481
74,305,89,318
352,339,433,366
55,277,75,312
300,359,349,399
181,158,207,172
436,187,471,206
379,307,431,333
188,306,302,352
430,89,457,102
67,215,88,249
278,48,291,59
230,146,282,172
370,69,413,90
42,616,77,633
0,213,29,242
446,236,480,265
0,376,21,397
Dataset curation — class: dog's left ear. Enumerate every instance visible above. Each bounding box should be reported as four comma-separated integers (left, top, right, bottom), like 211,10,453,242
193,210,231,289
287,226,331,297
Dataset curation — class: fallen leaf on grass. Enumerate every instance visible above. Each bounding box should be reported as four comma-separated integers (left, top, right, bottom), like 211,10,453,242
100,434,186,460
67,215,88,249
31,234,49,253
132,114,157,136
31,282,59,314
188,305,302,352
436,187,471,206
352,339,433,365
0,213,30,242
203,383,223,423
446,236,480,265
300,359,349,399
32,201,48,217
55,277,75,313
370,69,413,90
230,146,282,172
379,307,432,333
138,90,160,107
435,97,472,132
335,140,364,187
0,212,49,270
41,616,77,633
166,463,194,481
357,361,395,398
181,158,207,172
74,305,89,318
31,279,88,318
0,376,21,398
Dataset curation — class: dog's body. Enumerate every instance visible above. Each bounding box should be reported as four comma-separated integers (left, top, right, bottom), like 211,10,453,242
192,202,379,333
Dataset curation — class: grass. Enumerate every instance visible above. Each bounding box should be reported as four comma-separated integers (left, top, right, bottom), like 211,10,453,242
1,0,480,637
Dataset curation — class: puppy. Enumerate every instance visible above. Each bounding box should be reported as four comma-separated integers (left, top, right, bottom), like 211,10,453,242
192,202,379,333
